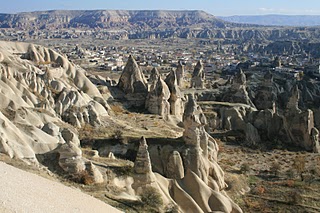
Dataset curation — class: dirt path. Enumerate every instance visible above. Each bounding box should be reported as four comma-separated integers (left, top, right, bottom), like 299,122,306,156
0,162,122,213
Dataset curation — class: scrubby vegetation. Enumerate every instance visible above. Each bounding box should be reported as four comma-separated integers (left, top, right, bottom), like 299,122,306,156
219,142,320,212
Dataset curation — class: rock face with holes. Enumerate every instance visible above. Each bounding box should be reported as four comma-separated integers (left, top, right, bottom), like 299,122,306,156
191,61,205,89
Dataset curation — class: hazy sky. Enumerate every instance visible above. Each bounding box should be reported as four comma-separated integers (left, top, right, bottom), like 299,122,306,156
2,0,320,16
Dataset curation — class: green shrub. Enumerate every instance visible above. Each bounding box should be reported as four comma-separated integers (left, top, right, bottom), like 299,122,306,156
240,163,250,174
270,161,281,176
141,187,163,208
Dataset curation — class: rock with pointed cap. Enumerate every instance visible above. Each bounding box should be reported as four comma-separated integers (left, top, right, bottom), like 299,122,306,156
165,70,184,118
253,71,277,110
191,61,205,89
176,60,185,86
118,55,148,94
149,67,160,91
145,76,170,117
182,94,226,189
132,137,154,193
287,85,301,112
183,94,207,146
84,161,104,184
279,85,319,151
134,137,152,174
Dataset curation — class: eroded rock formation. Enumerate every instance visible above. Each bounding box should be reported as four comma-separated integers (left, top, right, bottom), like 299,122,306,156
165,70,184,119
148,67,160,91
138,95,243,213
0,41,107,182
58,129,85,174
132,137,154,194
118,55,148,94
117,55,148,107
253,71,277,110
191,61,205,89
176,60,185,86
145,76,170,117
222,69,255,108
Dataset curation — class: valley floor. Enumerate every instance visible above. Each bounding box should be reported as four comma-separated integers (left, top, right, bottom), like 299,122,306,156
219,141,320,213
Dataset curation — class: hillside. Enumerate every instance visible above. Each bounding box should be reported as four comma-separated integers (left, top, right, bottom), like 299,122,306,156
219,15,320,27
0,162,121,213
2,10,320,42
0,10,229,29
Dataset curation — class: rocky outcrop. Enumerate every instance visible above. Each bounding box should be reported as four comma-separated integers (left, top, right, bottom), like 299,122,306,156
281,86,319,151
133,111,242,213
0,10,228,30
85,161,104,184
117,55,148,107
57,129,104,183
0,41,110,181
148,67,160,91
311,128,320,153
118,55,148,94
286,85,300,112
166,151,184,179
253,71,277,110
58,129,85,174
191,61,205,89
145,76,170,117
176,60,185,86
5,10,320,44
222,69,255,108
179,95,242,212
132,137,154,194
165,70,184,118
245,123,261,146
183,96,223,182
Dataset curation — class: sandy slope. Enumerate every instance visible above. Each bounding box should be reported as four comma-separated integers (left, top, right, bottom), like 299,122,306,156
0,162,122,213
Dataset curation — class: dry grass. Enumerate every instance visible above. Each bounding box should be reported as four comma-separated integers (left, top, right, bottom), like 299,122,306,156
110,104,126,115
219,142,320,212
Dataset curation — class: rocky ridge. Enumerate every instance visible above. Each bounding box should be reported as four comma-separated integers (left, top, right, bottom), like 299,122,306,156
0,41,109,182
3,10,320,42
0,10,228,30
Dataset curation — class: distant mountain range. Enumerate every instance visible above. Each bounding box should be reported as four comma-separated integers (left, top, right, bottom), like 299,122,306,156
2,10,320,41
219,15,320,27
0,10,232,29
